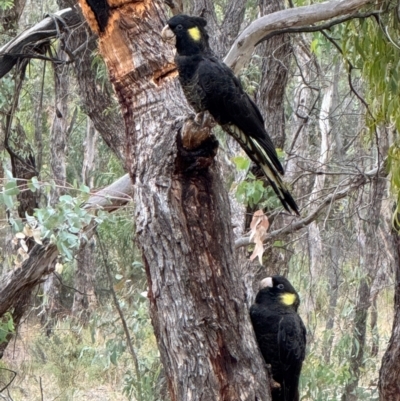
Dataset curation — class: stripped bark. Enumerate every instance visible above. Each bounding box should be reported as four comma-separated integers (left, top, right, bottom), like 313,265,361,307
78,0,271,399
0,6,125,160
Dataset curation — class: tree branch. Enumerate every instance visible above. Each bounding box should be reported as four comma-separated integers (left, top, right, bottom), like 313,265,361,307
0,8,81,79
235,165,384,248
224,0,376,72
254,10,381,46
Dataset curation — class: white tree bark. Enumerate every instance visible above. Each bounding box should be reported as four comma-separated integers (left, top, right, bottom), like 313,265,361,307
305,84,333,317
225,0,375,72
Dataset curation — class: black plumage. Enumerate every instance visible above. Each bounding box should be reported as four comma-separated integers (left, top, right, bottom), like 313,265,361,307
250,276,306,401
162,14,299,214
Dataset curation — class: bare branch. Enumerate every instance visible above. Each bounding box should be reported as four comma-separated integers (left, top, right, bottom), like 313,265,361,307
235,165,384,248
0,8,81,79
224,0,375,72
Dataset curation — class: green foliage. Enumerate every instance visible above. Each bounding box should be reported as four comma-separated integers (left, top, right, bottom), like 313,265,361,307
388,143,400,226
0,172,110,261
32,185,101,260
233,168,282,210
0,0,13,11
0,76,14,108
0,313,14,344
239,55,262,95
94,219,164,401
236,176,265,207
232,155,251,171
333,4,400,218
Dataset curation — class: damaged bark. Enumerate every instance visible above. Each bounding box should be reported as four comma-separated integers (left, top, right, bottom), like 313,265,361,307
78,0,270,399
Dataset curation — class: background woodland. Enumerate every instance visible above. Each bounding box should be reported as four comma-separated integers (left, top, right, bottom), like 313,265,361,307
0,0,400,400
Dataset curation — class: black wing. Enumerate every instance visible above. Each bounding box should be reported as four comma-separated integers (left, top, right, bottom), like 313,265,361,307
278,314,306,371
195,56,284,175
277,314,306,400
192,56,299,214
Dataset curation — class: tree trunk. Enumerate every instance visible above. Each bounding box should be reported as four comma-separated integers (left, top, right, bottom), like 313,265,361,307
82,117,98,187
304,84,333,320
322,224,341,363
41,44,71,333
342,127,388,401
72,237,97,323
78,1,271,399
379,220,400,400
0,57,39,356
256,0,290,149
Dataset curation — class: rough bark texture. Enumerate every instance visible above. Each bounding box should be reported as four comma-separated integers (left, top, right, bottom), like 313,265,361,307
0,244,59,318
82,117,98,187
379,222,400,400
255,0,290,149
79,0,271,399
72,237,97,323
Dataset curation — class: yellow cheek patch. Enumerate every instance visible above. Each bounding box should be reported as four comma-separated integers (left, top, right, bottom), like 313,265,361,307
188,27,201,41
280,293,296,306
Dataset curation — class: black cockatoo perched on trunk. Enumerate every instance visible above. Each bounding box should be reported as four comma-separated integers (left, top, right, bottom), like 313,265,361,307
162,14,299,215
250,276,307,401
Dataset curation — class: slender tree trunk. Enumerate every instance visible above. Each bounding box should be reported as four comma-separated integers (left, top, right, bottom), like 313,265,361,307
256,0,291,149
72,237,97,323
342,127,388,401
379,219,400,400
285,39,317,184
78,1,271,399
304,84,333,320
322,221,341,363
82,117,98,187
72,117,98,321
41,44,70,333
